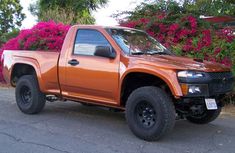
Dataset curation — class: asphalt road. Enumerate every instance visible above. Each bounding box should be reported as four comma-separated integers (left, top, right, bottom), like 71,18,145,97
0,88,235,153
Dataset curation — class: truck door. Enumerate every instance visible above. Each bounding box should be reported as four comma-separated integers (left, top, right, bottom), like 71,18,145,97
63,29,119,105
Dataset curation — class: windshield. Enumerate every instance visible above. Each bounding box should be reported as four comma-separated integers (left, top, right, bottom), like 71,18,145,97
106,28,172,55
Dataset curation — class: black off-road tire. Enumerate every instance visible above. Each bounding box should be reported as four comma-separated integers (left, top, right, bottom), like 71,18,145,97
125,86,176,141
15,75,46,114
186,107,221,124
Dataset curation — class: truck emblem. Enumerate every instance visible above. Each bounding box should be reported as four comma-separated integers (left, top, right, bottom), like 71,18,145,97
222,77,227,83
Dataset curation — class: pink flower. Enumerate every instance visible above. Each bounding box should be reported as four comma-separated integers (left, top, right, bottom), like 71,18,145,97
216,27,235,43
187,16,197,29
209,57,217,63
139,18,150,24
214,47,221,55
182,45,192,52
190,29,196,34
186,38,193,45
195,41,203,51
159,24,167,33
221,57,232,67
156,12,166,20
201,30,211,47
179,29,189,38
169,23,179,32
172,36,180,43
120,21,138,28
146,30,155,37
156,34,164,42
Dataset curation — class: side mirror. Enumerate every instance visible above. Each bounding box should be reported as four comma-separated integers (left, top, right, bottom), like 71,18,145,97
94,46,116,59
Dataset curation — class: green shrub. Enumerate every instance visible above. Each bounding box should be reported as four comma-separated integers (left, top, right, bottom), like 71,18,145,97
0,29,20,47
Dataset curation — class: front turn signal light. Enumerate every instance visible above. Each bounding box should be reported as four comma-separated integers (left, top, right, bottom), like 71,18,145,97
180,84,189,95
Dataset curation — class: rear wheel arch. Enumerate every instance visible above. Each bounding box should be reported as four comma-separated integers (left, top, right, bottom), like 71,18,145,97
120,71,175,107
11,63,41,87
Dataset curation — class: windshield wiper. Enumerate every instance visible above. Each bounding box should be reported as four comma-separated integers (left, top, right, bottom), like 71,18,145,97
147,51,169,55
131,51,169,55
131,52,144,55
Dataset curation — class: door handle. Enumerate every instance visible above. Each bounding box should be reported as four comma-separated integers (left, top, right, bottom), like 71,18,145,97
68,59,79,66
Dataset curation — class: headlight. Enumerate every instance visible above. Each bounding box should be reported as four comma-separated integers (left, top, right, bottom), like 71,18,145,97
180,84,209,96
177,71,205,78
178,71,209,96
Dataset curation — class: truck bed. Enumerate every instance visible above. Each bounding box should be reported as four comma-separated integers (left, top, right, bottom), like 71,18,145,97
2,50,61,95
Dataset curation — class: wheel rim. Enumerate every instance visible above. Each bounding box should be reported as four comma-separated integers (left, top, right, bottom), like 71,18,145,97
135,101,157,128
20,86,32,106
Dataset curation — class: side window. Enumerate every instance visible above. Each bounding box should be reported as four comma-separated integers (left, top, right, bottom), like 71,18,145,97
73,29,111,56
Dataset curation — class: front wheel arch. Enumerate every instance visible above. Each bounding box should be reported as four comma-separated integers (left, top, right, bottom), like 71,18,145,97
120,72,176,107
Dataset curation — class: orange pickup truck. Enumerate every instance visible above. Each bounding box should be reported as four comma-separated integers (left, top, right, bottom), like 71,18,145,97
1,25,234,141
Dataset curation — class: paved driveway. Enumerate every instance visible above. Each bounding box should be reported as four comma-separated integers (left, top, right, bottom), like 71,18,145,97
0,88,235,153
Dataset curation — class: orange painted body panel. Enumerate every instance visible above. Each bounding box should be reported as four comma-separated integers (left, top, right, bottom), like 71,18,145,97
2,25,232,108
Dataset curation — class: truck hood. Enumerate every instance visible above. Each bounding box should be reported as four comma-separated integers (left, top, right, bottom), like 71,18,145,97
129,55,231,72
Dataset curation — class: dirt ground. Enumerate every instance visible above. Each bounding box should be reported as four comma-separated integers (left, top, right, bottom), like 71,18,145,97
222,104,235,116
0,83,8,87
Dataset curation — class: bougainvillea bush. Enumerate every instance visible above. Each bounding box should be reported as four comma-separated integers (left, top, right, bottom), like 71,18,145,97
120,16,235,69
118,3,235,74
0,21,71,82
